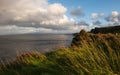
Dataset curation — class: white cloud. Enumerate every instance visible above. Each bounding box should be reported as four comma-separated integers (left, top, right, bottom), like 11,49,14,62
0,0,85,35
105,11,120,23
111,11,119,17
91,13,98,19
48,3,67,16
0,0,68,24
91,13,105,19
0,0,96,35
41,15,75,26
0,0,60,21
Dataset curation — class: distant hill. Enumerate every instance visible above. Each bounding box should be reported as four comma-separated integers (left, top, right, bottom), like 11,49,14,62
90,25,120,34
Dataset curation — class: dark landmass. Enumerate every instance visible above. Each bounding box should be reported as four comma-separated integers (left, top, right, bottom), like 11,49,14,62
90,25,120,34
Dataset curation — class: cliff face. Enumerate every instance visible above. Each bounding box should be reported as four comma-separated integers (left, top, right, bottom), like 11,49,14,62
90,25,120,34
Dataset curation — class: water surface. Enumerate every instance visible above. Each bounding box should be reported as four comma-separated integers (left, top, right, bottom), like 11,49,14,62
0,34,73,61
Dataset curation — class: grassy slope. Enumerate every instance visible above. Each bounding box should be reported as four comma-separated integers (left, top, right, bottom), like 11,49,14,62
0,30,120,75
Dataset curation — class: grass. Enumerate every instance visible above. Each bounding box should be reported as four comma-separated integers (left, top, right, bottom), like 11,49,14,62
0,30,120,75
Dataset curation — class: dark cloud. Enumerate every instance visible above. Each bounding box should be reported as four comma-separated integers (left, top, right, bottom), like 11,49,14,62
76,21,89,26
93,20,102,26
70,7,85,17
0,21,76,31
113,22,120,25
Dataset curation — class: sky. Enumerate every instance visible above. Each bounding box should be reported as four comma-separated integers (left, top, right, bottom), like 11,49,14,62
0,0,120,35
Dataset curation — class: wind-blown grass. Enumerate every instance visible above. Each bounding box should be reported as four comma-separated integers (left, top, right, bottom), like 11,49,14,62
0,30,120,75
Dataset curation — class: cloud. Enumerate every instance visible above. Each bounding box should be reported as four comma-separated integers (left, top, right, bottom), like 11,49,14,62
0,25,36,35
92,20,102,26
91,13,105,19
70,7,85,17
105,11,120,22
0,0,95,35
48,3,67,16
0,25,69,35
75,21,89,26
0,0,84,35
0,25,90,35
113,22,120,25
0,0,67,23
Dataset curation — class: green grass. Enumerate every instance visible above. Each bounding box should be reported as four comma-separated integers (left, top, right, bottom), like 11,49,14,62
0,30,120,75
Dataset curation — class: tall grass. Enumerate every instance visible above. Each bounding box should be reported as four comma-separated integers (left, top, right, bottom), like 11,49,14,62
0,31,120,75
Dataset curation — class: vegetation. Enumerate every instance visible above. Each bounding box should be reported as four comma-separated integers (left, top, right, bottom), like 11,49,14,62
90,25,120,34
0,29,120,75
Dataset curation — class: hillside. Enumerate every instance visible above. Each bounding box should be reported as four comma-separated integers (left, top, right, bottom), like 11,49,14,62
0,29,120,75
72,29,120,50
90,25,120,34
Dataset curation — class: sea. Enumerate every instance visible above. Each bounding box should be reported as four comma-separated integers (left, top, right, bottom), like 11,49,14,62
0,34,73,61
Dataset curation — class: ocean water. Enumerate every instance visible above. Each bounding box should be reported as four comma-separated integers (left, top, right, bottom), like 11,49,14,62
0,34,73,61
